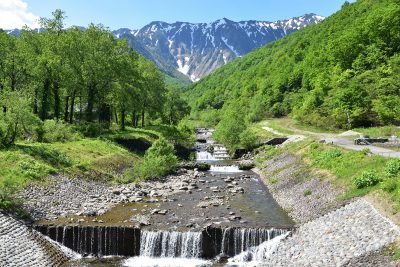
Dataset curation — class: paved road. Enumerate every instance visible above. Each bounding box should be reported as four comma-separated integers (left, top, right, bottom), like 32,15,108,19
263,124,400,159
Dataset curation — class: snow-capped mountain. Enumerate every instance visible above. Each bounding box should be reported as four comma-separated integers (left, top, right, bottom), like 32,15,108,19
113,13,325,82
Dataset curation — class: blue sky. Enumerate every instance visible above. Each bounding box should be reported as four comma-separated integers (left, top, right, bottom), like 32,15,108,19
0,0,355,30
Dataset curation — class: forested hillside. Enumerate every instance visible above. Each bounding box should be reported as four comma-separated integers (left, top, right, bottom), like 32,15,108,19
187,0,400,130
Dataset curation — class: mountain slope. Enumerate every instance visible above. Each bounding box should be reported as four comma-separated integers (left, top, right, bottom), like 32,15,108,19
187,0,400,129
114,14,324,82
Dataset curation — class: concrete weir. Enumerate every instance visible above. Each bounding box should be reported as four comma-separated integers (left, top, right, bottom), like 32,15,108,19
33,225,140,257
33,224,290,259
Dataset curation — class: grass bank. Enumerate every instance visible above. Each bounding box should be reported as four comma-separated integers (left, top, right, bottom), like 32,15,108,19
0,124,195,214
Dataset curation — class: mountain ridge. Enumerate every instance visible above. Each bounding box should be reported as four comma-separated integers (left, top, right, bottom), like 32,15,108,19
3,13,325,83
113,13,325,82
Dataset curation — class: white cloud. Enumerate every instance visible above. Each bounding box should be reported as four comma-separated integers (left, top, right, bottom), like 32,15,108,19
0,0,40,29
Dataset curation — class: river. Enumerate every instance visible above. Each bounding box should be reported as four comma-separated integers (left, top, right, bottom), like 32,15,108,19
38,128,293,266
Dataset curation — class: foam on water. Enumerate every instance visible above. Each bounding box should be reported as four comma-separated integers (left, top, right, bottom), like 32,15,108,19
227,231,290,266
196,151,219,161
123,257,212,267
209,165,243,173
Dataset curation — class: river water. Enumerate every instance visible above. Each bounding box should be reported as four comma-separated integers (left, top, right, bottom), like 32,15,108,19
50,128,293,266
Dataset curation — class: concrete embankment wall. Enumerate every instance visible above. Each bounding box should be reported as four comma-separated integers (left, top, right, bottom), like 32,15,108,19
257,151,400,266
0,213,70,267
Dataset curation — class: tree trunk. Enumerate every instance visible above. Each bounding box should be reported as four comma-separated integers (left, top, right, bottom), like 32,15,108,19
132,111,136,127
40,78,51,121
64,96,70,122
121,109,126,130
114,110,119,124
10,58,17,91
53,81,60,120
141,108,145,128
69,92,75,124
86,83,95,122
346,110,352,130
33,88,38,115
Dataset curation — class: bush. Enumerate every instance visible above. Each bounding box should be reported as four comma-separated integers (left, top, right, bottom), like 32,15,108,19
134,137,178,180
386,159,400,177
382,179,398,193
239,161,255,170
0,182,19,211
314,148,342,165
353,170,382,189
303,189,312,197
214,107,246,152
0,181,31,220
197,163,211,171
239,128,258,150
41,120,81,143
76,122,108,137
0,91,41,146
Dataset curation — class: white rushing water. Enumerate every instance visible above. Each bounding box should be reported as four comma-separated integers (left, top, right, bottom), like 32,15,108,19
123,257,212,267
124,231,210,267
140,231,202,258
196,151,219,161
227,231,290,266
209,165,243,173
221,228,288,256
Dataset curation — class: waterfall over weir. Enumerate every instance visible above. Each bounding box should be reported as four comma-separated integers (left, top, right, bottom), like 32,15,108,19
220,228,287,256
34,225,289,261
140,231,202,258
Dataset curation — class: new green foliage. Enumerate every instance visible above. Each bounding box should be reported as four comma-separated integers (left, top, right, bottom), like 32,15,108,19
187,0,400,129
132,137,178,180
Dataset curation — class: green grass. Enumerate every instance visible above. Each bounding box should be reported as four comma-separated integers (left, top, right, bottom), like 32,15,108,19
104,127,160,142
353,125,400,138
303,189,312,197
261,117,341,135
259,119,295,135
0,138,140,188
249,121,276,141
256,137,398,204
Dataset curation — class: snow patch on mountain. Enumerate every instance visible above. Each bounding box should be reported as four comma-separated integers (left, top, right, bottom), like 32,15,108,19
112,13,325,82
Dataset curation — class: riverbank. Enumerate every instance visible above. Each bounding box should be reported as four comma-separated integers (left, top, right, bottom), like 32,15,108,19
0,212,72,266
256,147,400,266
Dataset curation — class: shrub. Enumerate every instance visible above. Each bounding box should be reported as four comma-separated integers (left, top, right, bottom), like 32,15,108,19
303,189,312,197
239,128,258,150
314,148,342,166
353,170,382,189
0,182,19,211
382,179,398,193
134,137,178,180
76,122,108,137
239,161,255,170
386,159,400,177
0,181,31,220
0,91,41,146
41,120,81,143
269,177,278,184
197,163,211,171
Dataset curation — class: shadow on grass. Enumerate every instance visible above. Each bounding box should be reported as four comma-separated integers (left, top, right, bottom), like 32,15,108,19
14,144,72,168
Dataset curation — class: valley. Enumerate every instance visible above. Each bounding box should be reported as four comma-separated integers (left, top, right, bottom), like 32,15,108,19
1,0,400,266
